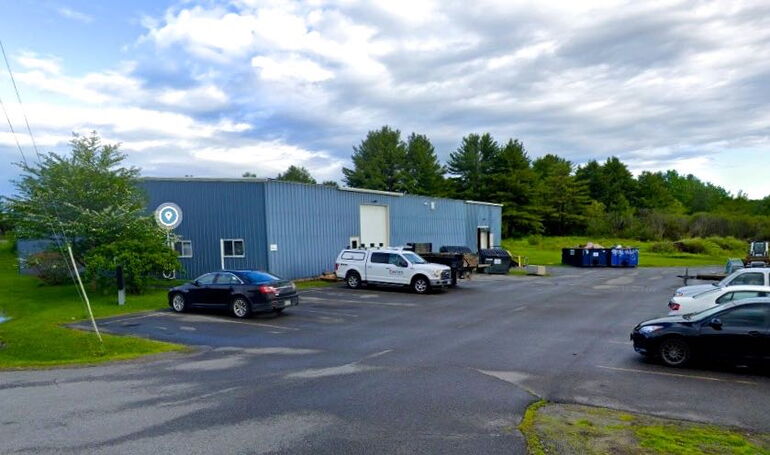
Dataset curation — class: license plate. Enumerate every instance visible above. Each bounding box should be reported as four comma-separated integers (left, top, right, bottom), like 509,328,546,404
284,299,292,307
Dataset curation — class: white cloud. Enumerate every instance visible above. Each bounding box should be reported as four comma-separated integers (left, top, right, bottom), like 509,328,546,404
56,7,93,23
157,85,230,111
251,54,333,82
146,6,259,60
15,52,61,74
4,0,770,197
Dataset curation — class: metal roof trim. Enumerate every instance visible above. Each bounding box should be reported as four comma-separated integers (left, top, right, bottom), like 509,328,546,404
141,177,267,183
464,200,503,207
338,186,405,197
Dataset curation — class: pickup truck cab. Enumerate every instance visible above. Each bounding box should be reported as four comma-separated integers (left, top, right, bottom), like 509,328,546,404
674,268,770,297
335,247,452,294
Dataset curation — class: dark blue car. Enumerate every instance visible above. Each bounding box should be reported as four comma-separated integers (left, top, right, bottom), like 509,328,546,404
168,270,299,318
631,298,770,367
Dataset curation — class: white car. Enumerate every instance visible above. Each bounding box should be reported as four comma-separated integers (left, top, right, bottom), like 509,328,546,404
673,268,770,297
668,285,770,315
335,247,452,294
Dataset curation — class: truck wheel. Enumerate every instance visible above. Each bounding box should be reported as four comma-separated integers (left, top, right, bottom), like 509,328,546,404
346,271,362,289
412,276,430,294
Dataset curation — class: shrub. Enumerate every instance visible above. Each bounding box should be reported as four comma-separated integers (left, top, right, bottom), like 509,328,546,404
527,235,543,246
25,250,71,285
674,238,720,256
649,241,676,254
705,236,745,253
85,237,179,294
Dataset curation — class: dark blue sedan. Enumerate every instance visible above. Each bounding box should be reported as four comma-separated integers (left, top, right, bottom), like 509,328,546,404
168,270,299,318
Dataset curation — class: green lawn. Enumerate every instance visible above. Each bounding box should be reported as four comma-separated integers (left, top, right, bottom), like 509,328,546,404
0,240,186,369
295,279,337,289
502,236,743,268
519,401,770,454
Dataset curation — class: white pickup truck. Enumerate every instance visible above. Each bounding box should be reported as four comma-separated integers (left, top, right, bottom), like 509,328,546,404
674,267,770,297
335,247,452,294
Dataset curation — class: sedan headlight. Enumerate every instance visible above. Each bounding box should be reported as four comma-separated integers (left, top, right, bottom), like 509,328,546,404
639,325,665,334
290,282,296,291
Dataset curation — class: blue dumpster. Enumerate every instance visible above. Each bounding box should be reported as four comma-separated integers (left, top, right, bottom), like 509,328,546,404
580,248,608,266
609,247,639,267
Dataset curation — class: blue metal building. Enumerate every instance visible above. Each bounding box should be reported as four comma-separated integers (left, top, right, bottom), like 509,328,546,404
141,178,502,280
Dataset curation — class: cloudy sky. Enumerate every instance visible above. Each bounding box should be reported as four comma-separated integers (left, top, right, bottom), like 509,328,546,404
1,0,769,197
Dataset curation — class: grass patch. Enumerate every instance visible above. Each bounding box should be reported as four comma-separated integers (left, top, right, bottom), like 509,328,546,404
502,236,746,267
520,402,770,454
518,399,548,455
0,240,185,369
294,279,337,290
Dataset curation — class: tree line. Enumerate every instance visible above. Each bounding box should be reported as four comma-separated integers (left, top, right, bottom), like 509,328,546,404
278,126,770,241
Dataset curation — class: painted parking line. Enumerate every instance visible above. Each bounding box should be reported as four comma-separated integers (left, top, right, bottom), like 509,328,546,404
300,296,415,307
99,312,163,325
607,340,630,345
298,308,359,318
596,365,758,386
159,313,301,331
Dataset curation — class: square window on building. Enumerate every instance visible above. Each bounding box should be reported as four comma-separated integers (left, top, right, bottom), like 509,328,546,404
174,240,193,258
222,239,245,257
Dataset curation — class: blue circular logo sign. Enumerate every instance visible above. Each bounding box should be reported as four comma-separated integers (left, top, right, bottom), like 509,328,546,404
155,203,182,229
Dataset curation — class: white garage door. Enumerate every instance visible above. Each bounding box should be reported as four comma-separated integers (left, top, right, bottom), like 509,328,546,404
360,205,389,247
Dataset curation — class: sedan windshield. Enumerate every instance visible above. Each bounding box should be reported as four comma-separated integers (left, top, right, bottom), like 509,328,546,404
402,252,427,264
239,271,282,284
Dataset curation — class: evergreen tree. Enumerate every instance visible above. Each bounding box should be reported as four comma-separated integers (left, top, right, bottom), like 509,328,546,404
601,156,637,210
532,155,591,235
343,126,408,192
447,133,498,200
636,171,680,211
403,133,445,196
575,160,605,202
489,139,542,236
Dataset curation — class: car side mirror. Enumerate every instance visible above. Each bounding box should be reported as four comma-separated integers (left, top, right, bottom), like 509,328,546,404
193,280,200,287
709,318,723,329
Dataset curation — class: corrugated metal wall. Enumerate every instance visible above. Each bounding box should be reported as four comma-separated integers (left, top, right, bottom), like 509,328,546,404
140,179,501,280
16,239,54,274
464,203,503,249
263,181,496,279
140,179,269,279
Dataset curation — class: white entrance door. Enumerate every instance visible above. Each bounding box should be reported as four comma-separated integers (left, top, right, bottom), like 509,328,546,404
478,227,490,250
360,205,389,247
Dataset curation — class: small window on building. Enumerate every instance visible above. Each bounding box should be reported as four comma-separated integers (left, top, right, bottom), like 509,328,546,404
174,240,193,258
222,239,245,257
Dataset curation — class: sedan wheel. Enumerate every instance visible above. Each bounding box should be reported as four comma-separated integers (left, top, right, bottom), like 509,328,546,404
231,297,251,319
659,338,690,367
171,294,186,313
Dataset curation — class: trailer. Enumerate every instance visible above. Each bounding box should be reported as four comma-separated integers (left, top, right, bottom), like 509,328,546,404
405,243,481,286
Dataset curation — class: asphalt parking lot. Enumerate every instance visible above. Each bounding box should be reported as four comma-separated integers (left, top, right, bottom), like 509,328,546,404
2,267,770,454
